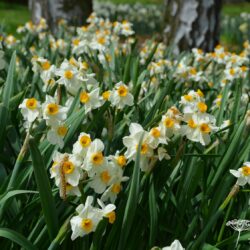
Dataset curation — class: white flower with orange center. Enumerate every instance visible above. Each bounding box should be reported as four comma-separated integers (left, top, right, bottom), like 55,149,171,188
88,162,117,194
230,162,250,186
181,113,217,146
166,106,183,122
109,82,134,109
70,196,103,240
123,123,151,158
224,67,240,81
19,97,40,124
192,48,204,61
188,67,204,82
101,174,129,203
5,35,17,48
102,90,111,101
80,61,89,71
148,60,167,77
40,64,56,91
24,21,35,32
79,88,103,114
123,123,154,172
121,20,134,36
97,199,116,224
50,152,82,188
72,38,89,55
71,38,80,49
77,58,97,82
31,57,51,73
89,33,109,52
160,115,181,138
149,126,169,149
68,57,79,68
73,132,92,159
42,95,68,126
111,151,130,172
116,155,127,168
107,151,129,184
83,139,107,177
197,102,208,113
179,89,205,114
47,124,68,148
55,60,78,88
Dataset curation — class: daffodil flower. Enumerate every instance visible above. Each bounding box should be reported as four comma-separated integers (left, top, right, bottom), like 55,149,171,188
50,152,82,188
82,139,108,177
42,95,68,126
70,196,116,240
181,113,217,146
109,82,134,109
73,132,92,159
162,239,184,250
230,162,250,186
70,196,103,240
79,87,104,114
19,97,41,124
47,123,68,148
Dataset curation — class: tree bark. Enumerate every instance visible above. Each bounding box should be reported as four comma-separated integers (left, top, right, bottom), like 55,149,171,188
30,0,93,32
163,0,222,53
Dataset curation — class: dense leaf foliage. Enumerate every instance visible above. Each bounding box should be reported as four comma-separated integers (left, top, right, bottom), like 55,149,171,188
0,13,250,250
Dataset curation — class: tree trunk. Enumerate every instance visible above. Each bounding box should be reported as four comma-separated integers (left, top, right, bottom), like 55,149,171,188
163,0,222,53
30,0,93,32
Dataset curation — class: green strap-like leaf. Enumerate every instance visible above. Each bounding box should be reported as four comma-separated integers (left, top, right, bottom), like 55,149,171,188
0,227,37,250
216,84,230,126
2,51,16,106
118,134,143,250
149,175,158,247
208,118,246,194
29,139,59,240
0,190,38,207
0,51,16,150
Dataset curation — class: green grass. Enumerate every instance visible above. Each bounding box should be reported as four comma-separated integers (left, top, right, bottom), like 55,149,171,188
0,2,30,34
222,3,250,16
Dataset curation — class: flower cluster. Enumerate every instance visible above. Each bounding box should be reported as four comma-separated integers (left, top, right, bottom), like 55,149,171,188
70,196,116,240
19,95,68,148
93,1,163,34
50,133,129,200
50,134,128,239
5,11,248,246
179,90,217,146
123,122,170,172
17,18,48,34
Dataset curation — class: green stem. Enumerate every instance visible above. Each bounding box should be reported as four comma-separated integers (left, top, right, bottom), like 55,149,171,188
219,184,239,210
106,108,115,155
217,199,233,243
204,139,219,154
171,138,186,168
79,178,87,204
7,131,30,191
191,184,239,249
48,216,72,250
